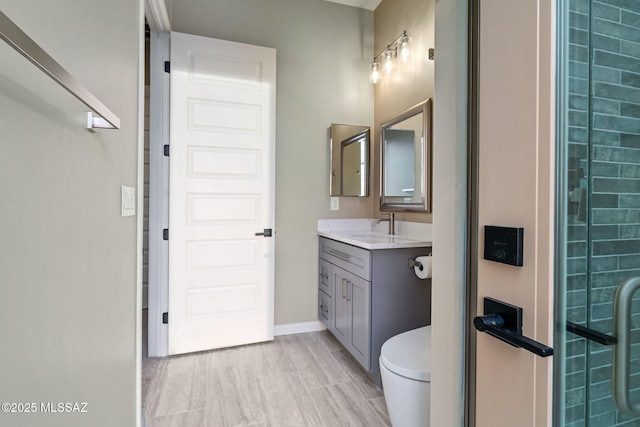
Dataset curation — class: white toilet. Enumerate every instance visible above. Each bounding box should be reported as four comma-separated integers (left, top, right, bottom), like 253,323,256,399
379,326,431,427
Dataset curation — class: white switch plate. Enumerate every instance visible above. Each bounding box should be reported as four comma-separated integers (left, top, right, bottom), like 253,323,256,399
121,186,136,217
330,197,339,211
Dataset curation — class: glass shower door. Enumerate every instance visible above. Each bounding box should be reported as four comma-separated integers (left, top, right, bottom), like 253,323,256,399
557,0,640,425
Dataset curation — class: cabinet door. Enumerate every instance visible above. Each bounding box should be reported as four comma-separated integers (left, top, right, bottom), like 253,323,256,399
318,258,332,296
348,274,371,370
332,265,350,344
318,290,331,328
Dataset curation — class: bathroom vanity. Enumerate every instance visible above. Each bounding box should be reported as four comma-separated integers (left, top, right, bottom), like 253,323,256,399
317,228,431,385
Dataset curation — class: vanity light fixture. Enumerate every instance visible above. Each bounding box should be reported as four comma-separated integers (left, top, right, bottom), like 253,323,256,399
369,30,410,84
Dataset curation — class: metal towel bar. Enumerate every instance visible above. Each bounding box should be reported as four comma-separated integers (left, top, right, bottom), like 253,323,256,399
0,10,120,129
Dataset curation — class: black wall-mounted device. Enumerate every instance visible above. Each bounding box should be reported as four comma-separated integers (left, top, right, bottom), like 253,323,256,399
483,225,524,266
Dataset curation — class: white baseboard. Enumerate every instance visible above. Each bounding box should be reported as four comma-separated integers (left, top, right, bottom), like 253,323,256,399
274,320,327,336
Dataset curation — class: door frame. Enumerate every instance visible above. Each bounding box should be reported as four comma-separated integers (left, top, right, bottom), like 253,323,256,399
146,0,171,357
147,29,170,357
465,0,480,425
466,0,556,425
552,0,568,422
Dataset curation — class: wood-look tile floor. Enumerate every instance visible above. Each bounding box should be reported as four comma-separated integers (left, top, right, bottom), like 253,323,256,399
142,312,391,427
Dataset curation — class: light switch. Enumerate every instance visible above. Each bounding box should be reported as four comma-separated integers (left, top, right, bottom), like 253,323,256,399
121,186,136,217
330,197,339,211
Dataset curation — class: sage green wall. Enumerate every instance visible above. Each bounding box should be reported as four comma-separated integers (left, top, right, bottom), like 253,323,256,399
0,1,142,426
172,0,375,325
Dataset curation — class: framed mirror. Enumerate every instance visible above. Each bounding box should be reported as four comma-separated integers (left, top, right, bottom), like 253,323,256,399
380,99,432,212
329,124,370,197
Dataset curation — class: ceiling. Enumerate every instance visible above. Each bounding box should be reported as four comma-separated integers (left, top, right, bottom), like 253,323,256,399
146,0,381,33
323,0,381,11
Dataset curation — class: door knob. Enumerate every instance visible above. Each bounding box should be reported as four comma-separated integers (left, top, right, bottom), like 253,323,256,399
255,228,273,237
474,297,553,358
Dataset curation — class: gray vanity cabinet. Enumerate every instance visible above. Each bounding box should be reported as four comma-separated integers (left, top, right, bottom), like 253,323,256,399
331,264,370,369
318,236,430,384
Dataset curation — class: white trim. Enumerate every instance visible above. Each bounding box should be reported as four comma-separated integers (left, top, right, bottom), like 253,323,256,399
136,1,146,426
147,31,170,357
145,0,171,32
274,321,327,336
323,0,381,11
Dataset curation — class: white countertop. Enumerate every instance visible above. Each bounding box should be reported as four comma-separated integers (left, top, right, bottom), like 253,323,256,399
318,219,432,250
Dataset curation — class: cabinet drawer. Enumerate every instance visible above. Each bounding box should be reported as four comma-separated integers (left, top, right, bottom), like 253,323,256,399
318,290,331,328
319,237,371,281
319,258,332,297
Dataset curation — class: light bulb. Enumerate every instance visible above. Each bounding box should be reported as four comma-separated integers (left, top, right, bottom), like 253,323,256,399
399,35,410,62
383,49,395,73
369,62,381,84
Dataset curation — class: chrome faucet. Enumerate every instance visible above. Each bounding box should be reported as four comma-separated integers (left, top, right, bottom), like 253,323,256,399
376,212,395,235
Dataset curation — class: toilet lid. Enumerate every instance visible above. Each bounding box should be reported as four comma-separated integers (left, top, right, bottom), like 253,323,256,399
380,326,431,381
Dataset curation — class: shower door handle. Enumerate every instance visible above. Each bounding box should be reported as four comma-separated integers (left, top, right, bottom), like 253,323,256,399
613,277,640,416
566,321,616,346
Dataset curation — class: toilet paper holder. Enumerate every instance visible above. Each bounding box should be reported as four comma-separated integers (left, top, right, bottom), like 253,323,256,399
408,252,432,270
408,258,423,270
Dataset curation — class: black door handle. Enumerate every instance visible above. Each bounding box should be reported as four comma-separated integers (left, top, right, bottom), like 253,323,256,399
474,314,553,357
474,297,553,358
255,228,273,237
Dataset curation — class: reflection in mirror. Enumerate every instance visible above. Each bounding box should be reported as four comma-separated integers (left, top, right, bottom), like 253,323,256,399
330,124,370,197
380,99,432,212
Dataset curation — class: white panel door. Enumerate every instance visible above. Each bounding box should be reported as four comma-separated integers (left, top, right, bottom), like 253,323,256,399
168,32,276,355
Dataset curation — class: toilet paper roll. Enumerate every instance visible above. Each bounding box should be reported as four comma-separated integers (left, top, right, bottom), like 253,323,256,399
414,256,432,279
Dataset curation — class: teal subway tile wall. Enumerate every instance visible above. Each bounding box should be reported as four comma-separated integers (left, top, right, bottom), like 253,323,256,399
565,0,640,426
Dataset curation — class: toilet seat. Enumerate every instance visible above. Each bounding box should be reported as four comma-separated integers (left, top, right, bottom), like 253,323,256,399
380,326,431,382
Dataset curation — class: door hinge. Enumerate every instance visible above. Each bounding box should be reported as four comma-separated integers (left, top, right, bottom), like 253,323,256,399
163,229,169,240
164,61,170,73
163,145,170,156
162,312,168,324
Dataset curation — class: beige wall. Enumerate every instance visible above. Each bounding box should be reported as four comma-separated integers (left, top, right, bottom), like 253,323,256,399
171,0,374,325
0,1,142,426
373,0,435,224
